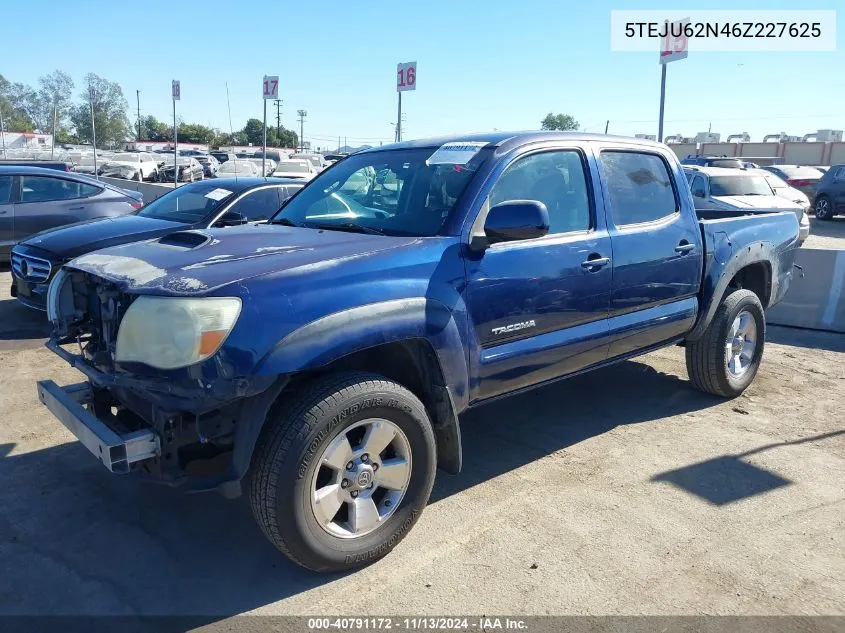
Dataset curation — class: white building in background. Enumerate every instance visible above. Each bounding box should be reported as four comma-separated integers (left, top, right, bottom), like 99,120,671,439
0,131,54,149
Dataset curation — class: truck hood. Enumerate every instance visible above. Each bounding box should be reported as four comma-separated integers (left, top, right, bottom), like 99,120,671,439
711,194,801,210
65,224,420,295
23,215,188,260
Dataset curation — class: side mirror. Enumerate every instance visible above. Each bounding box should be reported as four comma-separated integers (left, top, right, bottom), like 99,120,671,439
215,211,248,227
483,200,549,245
693,190,705,198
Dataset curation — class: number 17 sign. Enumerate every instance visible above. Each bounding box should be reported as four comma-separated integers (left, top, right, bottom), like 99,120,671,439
263,75,279,100
397,62,417,92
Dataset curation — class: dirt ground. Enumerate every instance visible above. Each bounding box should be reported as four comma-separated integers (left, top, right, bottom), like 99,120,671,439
0,268,843,619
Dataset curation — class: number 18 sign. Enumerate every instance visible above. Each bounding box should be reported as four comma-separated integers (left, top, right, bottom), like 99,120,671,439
263,75,279,100
397,62,417,92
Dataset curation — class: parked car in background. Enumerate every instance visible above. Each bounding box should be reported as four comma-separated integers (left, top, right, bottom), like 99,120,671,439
216,160,261,177
684,166,809,244
762,165,824,203
244,158,276,176
273,159,316,180
10,177,303,311
323,153,348,164
70,156,99,175
291,152,324,171
815,166,830,174
38,132,799,572
681,155,745,169
0,165,142,263
210,151,235,164
97,152,159,181
196,154,220,178
812,164,845,220
158,157,204,182
751,168,811,212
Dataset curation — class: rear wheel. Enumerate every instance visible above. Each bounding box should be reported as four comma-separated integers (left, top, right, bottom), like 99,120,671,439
249,372,436,572
814,195,834,220
686,289,765,398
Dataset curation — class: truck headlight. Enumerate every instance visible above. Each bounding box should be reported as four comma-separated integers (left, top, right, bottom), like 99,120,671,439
115,296,241,369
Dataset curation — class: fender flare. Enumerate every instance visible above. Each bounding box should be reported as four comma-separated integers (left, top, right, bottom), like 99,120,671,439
687,241,775,342
229,298,468,484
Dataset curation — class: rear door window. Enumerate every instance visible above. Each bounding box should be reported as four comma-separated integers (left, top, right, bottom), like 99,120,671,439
599,151,678,226
20,176,84,203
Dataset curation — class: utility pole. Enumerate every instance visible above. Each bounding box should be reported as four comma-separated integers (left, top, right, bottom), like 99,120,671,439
0,105,7,159
297,109,307,152
136,90,142,142
89,81,98,179
274,99,282,147
604,120,610,134
337,136,340,153
51,102,57,159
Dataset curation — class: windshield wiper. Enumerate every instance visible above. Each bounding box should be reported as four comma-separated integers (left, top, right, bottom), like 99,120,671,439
268,217,302,227
311,222,386,235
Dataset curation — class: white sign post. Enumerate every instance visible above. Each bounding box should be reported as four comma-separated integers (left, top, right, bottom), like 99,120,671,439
395,62,417,142
172,80,180,186
657,19,688,142
262,76,279,176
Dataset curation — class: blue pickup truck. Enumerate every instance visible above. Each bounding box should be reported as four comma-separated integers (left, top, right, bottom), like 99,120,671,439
38,132,799,571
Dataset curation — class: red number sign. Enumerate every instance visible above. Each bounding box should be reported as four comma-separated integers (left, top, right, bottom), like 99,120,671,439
659,19,689,64
263,75,279,100
397,62,417,92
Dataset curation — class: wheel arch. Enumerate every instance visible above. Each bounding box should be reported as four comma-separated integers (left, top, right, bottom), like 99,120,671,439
687,243,776,342
229,299,468,489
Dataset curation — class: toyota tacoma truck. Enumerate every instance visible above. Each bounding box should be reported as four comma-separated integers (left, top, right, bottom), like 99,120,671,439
38,132,799,572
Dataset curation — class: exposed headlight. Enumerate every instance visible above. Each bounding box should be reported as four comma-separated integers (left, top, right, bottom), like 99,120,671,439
115,296,241,369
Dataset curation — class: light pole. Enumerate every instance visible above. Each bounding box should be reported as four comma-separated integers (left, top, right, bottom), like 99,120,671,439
297,109,307,152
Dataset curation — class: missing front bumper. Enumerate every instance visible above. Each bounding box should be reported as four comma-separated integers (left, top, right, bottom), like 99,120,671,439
37,380,160,474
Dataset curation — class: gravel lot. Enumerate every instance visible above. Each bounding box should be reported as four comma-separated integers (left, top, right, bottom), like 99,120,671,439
0,268,843,618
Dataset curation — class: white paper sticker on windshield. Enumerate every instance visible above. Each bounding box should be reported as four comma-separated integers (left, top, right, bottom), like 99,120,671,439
426,141,487,166
204,188,233,201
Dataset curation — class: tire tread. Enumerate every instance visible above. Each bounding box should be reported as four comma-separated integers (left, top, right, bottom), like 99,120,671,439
248,371,428,570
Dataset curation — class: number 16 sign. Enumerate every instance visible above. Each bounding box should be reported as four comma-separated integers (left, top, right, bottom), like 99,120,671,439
397,62,417,92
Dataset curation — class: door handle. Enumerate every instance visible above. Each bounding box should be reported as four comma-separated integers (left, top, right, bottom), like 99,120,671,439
67,206,85,211
675,243,695,254
0,210,7,215
581,256,611,270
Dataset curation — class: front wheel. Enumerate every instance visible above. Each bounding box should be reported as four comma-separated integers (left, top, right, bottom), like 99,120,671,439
249,372,436,572
685,289,766,398
815,195,834,220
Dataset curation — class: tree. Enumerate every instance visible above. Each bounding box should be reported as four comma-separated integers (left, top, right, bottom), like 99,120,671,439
0,74,37,132
540,113,579,131
35,70,74,134
140,115,169,141
241,118,266,146
69,73,132,148
178,122,215,144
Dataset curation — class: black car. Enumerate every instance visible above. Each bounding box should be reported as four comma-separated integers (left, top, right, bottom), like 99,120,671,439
812,164,845,220
1,165,143,262
11,177,304,310
210,151,234,164
157,158,205,183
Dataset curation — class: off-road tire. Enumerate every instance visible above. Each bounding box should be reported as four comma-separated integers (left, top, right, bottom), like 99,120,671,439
685,289,765,398
249,372,436,572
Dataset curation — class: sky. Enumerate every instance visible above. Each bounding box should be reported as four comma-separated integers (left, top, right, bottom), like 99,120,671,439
3,0,843,149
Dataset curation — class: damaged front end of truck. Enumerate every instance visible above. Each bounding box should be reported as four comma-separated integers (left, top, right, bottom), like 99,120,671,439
39,261,284,497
